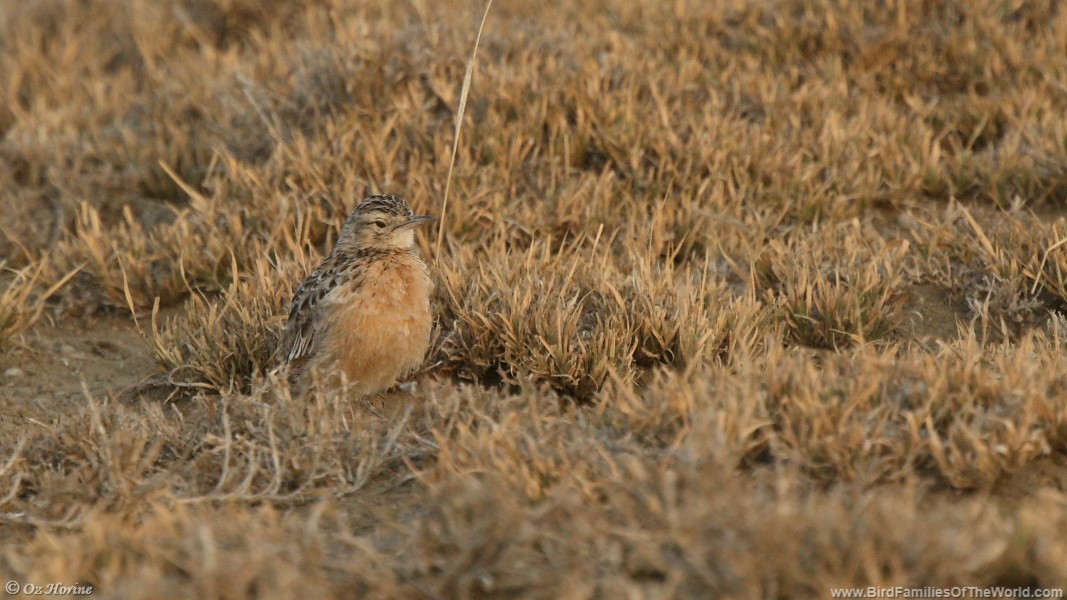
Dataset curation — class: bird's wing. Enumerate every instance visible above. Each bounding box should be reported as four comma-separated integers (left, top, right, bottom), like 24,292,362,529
278,307,317,364
275,262,341,368
275,265,328,365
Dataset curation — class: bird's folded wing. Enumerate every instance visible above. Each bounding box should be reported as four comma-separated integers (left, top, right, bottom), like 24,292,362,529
274,257,356,366
274,269,328,366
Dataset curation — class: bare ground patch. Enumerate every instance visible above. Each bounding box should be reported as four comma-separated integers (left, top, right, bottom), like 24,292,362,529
0,315,156,441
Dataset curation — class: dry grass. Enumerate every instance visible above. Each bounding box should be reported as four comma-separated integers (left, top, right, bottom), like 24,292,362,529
0,261,78,349
5,0,1067,596
0,263,43,348
146,251,309,394
755,223,909,349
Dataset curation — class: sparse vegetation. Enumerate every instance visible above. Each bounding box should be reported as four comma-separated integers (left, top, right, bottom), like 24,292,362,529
4,0,1067,596
0,261,78,348
0,263,42,348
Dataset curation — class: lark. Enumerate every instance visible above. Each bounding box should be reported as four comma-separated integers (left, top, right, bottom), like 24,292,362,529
275,195,434,395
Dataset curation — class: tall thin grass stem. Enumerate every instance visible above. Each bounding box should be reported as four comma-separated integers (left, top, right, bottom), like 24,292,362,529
435,0,495,262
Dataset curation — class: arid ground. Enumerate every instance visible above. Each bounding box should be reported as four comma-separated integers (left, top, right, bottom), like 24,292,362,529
3,0,1067,598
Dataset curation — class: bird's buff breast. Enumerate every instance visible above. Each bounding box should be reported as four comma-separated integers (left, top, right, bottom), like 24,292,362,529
323,255,432,394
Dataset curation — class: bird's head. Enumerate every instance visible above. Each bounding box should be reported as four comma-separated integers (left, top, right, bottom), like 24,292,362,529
338,194,434,251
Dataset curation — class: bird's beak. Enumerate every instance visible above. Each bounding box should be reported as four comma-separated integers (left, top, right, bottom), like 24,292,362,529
394,215,436,231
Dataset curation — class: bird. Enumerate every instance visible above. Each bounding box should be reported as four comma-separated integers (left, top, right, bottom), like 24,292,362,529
274,194,435,395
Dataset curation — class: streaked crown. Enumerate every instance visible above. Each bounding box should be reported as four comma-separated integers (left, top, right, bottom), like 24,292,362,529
352,194,413,219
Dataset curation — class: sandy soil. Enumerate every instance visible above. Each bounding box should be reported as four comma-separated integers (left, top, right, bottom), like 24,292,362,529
0,315,157,441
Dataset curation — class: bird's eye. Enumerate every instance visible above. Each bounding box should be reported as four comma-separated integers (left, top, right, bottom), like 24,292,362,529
373,221,387,229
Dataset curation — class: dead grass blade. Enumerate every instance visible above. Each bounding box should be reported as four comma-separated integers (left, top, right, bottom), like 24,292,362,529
0,261,80,346
435,0,495,262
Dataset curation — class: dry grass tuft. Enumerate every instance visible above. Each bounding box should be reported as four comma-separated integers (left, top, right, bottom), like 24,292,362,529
435,232,759,398
147,252,308,394
755,223,909,349
0,263,45,348
0,261,78,348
